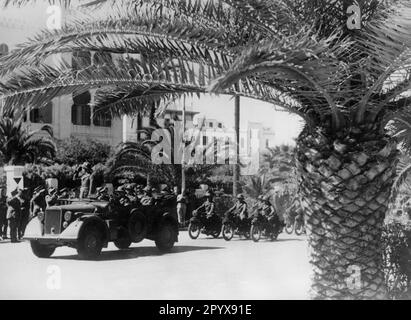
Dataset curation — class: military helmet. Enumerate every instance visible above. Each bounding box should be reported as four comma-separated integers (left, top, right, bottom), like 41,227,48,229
237,194,244,200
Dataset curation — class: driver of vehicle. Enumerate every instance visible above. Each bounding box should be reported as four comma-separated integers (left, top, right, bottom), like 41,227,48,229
261,196,279,226
226,194,248,221
194,192,216,229
140,186,155,206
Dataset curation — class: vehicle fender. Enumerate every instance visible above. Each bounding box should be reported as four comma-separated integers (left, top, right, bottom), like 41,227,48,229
59,218,85,240
23,217,43,239
77,215,110,247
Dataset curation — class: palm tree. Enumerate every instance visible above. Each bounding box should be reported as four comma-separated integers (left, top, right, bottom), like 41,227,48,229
1,0,411,299
0,113,56,165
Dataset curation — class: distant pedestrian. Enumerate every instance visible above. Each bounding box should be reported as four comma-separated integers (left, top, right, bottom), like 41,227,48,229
7,189,22,243
0,188,7,240
176,193,187,226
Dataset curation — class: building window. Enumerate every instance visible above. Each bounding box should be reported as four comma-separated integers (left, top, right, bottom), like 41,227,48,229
30,102,53,124
218,123,222,128
203,136,208,145
72,91,91,126
209,122,213,128
266,139,269,148
93,112,112,127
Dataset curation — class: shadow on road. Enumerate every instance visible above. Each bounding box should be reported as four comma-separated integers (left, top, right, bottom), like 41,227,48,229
51,245,225,261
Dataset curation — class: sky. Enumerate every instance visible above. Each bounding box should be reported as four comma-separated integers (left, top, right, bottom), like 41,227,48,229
0,2,303,145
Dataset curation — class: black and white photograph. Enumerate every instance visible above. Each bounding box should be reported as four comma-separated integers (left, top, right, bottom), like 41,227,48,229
0,0,411,307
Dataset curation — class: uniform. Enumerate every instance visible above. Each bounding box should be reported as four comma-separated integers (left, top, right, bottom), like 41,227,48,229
7,195,21,242
18,192,30,239
30,189,46,218
227,201,248,220
197,199,217,229
0,195,7,239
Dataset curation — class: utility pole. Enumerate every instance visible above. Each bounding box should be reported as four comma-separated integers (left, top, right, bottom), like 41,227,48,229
181,95,187,194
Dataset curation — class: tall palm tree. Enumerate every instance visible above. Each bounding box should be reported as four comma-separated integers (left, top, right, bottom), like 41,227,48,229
0,113,56,165
1,0,411,299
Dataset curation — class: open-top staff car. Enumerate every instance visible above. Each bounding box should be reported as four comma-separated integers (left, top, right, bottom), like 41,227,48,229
24,194,179,259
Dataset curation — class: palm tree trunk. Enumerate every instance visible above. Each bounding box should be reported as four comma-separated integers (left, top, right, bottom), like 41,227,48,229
296,125,398,299
233,94,240,196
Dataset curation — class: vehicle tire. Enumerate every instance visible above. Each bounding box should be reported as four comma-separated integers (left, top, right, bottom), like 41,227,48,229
285,223,294,234
128,211,148,243
77,227,104,260
30,240,55,258
211,227,221,239
114,227,132,250
294,222,304,236
188,221,201,239
250,225,261,242
222,224,234,241
155,223,177,252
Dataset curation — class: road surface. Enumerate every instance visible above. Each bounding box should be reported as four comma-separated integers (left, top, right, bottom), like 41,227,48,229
0,232,310,299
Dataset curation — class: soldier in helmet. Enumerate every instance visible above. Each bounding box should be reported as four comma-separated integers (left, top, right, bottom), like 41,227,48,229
194,192,216,229
140,186,155,206
226,194,248,222
261,196,280,228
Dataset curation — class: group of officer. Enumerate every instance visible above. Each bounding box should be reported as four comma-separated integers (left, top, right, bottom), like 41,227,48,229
0,186,65,242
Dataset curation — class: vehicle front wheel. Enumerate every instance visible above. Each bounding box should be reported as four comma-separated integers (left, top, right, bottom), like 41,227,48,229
250,225,261,242
222,224,234,241
30,240,55,258
285,223,294,234
155,223,177,252
77,227,104,260
188,221,201,240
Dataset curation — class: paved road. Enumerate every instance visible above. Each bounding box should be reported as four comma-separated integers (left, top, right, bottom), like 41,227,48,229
0,232,310,300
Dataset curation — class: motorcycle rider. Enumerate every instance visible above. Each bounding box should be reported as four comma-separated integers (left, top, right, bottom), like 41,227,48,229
194,192,217,231
226,194,248,229
261,196,281,231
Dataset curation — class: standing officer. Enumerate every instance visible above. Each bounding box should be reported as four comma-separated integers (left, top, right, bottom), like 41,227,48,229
7,189,22,243
74,162,93,199
18,188,30,239
0,188,7,240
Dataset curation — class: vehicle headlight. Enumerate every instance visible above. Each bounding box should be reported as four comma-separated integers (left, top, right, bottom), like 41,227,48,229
38,211,45,222
62,221,69,229
64,211,72,222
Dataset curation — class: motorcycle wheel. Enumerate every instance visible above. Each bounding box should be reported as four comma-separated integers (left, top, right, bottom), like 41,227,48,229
295,222,304,235
250,225,261,242
222,224,234,241
188,222,201,240
211,227,221,239
285,223,294,234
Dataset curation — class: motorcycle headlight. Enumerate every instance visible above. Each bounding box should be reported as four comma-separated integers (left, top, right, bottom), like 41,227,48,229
64,211,72,222
38,211,45,222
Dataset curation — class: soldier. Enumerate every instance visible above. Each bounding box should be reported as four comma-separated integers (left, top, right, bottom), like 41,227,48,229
7,189,22,243
176,192,187,226
0,188,7,240
18,188,30,239
140,186,155,206
194,192,217,230
261,196,280,227
226,194,248,220
45,187,59,207
30,186,46,218
74,162,93,199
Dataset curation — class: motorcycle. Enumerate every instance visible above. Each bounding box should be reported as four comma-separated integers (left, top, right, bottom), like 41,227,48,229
188,210,222,239
250,214,283,242
221,213,251,241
